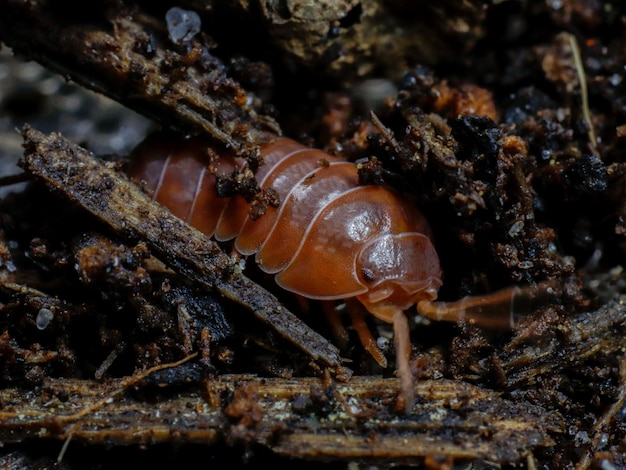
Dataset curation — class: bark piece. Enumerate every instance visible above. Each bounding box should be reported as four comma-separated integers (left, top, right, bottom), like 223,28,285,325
19,127,347,377
0,0,278,159
0,374,562,464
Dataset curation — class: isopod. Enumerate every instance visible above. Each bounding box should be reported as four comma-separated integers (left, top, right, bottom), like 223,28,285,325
127,133,526,411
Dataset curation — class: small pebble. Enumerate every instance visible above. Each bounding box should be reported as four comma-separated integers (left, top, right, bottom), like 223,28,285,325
36,308,54,330
166,7,201,44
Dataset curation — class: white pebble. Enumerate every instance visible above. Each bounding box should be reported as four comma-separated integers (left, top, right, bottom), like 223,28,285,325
166,7,201,44
36,308,54,330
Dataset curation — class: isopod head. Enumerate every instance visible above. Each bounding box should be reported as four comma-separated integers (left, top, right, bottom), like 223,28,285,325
355,232,442,323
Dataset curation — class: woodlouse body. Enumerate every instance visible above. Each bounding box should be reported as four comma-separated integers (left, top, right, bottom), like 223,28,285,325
127,134,443,325
127,133,525,411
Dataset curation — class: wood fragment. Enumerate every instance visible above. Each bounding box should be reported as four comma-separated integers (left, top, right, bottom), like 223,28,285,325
0,375,562,464
0,0,278,158
18,127,348,377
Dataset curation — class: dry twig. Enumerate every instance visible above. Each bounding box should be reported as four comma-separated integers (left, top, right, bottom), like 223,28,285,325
19,126,347,377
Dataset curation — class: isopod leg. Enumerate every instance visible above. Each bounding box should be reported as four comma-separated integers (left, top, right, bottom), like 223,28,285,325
392,309,414,413
321,300,349,349
295,294,312,315
345,299,388,368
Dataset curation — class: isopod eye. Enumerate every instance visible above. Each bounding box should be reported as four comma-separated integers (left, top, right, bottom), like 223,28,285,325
355,233,442,322
361,268,376,283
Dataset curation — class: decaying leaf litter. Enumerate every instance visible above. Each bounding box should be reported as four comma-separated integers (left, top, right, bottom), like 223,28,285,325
0,1,625,468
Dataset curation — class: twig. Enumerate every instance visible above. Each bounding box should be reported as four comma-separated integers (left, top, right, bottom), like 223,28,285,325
0,0,278,159
0,375,561,464
565,32,598,157
19,127,347,376
56,353,198,462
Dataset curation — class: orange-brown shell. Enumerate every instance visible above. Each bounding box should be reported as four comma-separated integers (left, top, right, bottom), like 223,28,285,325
127,134,443,323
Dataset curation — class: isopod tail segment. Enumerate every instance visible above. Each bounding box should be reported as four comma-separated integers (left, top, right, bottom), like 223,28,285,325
127,132,543,413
